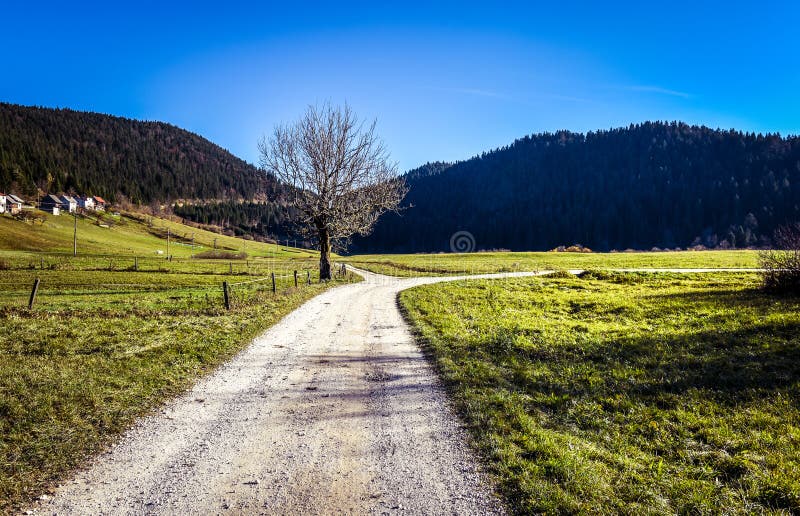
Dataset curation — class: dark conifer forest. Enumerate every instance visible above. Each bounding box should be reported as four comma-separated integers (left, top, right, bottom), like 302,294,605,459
0,102,269,202
172,201,297,242
352,122,800,252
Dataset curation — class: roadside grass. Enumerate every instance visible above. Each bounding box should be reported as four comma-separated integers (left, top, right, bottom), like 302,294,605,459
0,253,320,276
0,211,319,259
348,250,758,276
0,263,358,512
400,272,800,514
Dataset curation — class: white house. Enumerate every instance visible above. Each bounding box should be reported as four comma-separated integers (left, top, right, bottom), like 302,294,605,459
0,193,6,214
92,196,107,211
60,195,77,213
78,196,95,211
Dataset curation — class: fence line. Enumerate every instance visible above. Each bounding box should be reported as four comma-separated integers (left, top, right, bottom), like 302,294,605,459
226,276,275,287
1,266,341,310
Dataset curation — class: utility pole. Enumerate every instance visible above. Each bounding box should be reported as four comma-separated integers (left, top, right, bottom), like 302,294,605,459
73,212,77,257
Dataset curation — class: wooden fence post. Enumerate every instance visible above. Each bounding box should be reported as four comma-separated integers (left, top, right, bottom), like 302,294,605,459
40,257,44,270
229,262,233,274
294,270,298,287
222,281,231,310
134,256,138,271
271,272,276,293
28,278,40,309
307,271,311,285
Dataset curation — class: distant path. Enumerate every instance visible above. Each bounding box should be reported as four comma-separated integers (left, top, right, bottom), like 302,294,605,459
37,266,759,515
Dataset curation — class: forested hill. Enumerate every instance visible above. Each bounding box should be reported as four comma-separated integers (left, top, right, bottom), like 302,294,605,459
352,122,800,253
0,102,270,203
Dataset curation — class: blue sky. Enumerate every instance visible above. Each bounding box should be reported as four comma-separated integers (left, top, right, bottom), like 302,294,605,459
2,1,798,171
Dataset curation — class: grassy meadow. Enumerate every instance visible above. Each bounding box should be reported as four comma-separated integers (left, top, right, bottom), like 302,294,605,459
0,212,356,511
400,272,800,514
1,210,789,513
348,250,760,276
0,210,317,260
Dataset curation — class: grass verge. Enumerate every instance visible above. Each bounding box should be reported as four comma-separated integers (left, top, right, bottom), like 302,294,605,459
0,266,358,512
400,272,800,514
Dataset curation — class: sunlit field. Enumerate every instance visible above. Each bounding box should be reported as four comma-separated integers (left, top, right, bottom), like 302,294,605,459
401,272,800,514
0,212,355,511
0,210,318,259
348,250,759,277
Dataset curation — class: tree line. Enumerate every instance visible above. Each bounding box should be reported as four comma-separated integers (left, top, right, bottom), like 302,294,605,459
351,122,800,253
0,102,269,203
172,201,297,242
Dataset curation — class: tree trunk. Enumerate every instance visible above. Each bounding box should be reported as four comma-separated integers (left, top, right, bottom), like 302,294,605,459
318,227,332,280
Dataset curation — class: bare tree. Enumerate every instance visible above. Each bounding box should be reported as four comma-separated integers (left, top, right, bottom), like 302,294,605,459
759,222,800,293
259,103,407,280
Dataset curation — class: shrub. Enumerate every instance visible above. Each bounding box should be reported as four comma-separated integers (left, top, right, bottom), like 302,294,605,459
759,223,800,294
192,250,248,260
547,269,575,279
549,244,593,253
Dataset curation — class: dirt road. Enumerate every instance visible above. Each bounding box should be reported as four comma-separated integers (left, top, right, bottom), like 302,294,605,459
39,269,535,515
38,266,758,514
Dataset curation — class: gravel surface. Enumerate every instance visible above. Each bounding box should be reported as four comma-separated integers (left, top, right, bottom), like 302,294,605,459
36,268,532,515
35,266,751,515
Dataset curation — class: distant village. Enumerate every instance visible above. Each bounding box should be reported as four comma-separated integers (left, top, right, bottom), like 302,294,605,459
0,193,109,216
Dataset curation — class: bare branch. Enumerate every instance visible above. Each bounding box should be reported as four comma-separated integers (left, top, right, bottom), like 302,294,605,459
259,103,407,279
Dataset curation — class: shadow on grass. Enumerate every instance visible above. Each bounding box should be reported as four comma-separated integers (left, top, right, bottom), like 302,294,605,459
625,322,800,398
509,289,800,405
403,280,800,513
642,285,800,307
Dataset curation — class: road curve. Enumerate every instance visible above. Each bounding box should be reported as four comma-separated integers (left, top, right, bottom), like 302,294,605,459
38,269,533,515
36,267,758,515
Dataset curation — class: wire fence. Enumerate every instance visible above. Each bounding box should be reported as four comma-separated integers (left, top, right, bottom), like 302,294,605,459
0,263,355,311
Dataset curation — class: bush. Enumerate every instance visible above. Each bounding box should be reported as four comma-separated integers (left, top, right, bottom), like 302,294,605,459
759,223,800,293
549,244,593,253
192,250,247,260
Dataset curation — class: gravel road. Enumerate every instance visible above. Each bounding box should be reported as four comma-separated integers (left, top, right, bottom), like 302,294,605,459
37,268,541,515
36,266,757,515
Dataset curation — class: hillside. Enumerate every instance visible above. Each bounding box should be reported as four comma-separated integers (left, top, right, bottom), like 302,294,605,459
0,103,273,203
352,122,800,253
0,210,316,259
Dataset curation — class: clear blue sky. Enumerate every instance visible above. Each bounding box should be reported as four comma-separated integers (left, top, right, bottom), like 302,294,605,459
3,1,798,171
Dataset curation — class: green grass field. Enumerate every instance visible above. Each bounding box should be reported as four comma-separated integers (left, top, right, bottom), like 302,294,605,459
0,210,317,259
0,212,356,511
348,250,760,276
0,211,788,512
400,272,800,514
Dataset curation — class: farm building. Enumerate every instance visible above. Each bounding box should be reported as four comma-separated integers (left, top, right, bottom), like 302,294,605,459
93,196,107,211
77,196,95,211
6,194,24,214
40,194,62,215
0,193,6,214
60,195,78,213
